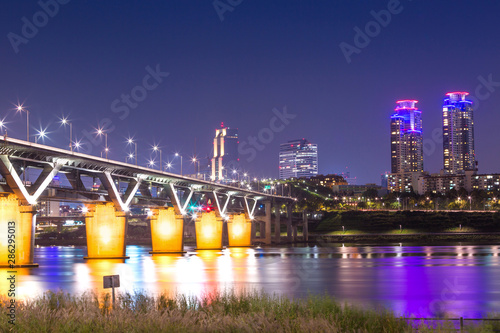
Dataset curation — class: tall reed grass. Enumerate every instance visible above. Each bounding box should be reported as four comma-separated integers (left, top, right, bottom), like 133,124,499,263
0,290,498,332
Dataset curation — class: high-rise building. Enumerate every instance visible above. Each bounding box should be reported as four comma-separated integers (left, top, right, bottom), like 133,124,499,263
211,124,239,181
442,92,476,174
279,139,318,179
390,100,423,173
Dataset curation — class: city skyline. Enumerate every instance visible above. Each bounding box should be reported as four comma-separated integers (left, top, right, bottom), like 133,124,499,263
1,1,499,183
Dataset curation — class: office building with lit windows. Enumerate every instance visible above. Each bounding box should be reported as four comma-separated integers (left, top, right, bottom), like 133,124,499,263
279,139,318,180
442,92,476,174
211,124,239,181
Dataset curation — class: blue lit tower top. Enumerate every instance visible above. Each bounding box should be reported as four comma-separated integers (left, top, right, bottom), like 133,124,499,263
442,92,475,174
390,100,423,173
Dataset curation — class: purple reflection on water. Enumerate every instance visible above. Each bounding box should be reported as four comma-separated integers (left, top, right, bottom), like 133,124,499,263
1,244,500,318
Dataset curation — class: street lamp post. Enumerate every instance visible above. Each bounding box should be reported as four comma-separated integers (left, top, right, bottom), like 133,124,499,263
153,145,162,171
468,196,472,211
97,128,108,159
175,153,183,176
17,105,29,142
61,117,73,152
127,138,138,165
192,157,200,178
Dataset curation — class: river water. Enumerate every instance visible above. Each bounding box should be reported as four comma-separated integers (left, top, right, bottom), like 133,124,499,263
2,243,499,318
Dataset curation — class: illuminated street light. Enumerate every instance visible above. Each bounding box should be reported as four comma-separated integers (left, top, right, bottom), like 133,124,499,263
96,127,108,159
153,145,162,171
0,118,7,135
126,137,138,165
191,157,200,176
35,128,47,143
60,116,73,152
16,104,30,142
73,140,82,151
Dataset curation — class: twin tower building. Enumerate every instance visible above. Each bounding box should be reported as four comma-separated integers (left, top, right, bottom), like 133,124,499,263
389,92,476,193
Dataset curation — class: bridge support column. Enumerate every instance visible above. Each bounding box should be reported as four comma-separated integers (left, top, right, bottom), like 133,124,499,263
0,195,37,267
274,203,281,244
195,211,223,250
303,211,308,242
287,203,293,243
149,207,185,254
264,200,271,245
227,213,252,247
84,203,129,259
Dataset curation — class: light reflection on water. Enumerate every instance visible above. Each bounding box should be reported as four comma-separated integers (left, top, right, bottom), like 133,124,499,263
1,244,500,318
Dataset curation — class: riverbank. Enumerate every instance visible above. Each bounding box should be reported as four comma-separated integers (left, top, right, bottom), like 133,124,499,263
2,290,496,332
308,232,500,244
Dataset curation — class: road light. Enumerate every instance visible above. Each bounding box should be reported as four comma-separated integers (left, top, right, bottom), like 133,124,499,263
153,145,162,171
468,196,472,211
0,118,7,136
16,104,29,142
73,140,82,151
96,127,108,159
148,159,155,168
191,157,200,177
60,116,73,152
35,128,47,143
127,137,137,165
175,153,183,176
165,162,173,170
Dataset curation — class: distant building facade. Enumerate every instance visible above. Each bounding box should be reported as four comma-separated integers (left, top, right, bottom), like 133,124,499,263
417,171,500,194
279,139,318,179
211,124,239,181
310,174,348,188
331,184,387,197
442,92,476,174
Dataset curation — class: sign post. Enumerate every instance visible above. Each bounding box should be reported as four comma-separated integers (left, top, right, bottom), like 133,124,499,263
103,275,120,306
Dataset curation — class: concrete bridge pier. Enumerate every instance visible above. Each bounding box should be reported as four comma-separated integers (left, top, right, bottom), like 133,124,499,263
264,200,272,245
273,201,281,244
0,195,37,267
303,211,309,242
195,211,223,250
84,203,129,259
149,207,185,253
287,203,293,243
227,213,252,247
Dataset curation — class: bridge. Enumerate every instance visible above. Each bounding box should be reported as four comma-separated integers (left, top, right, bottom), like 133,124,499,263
0,136,302,267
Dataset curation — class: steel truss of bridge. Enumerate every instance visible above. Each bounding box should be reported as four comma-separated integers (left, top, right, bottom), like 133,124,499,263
0,137,307,267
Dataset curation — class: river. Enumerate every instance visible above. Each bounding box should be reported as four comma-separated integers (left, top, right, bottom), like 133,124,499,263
2,243,499,318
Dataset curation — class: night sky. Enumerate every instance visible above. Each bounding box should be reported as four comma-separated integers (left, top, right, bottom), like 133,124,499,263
1,0,499,183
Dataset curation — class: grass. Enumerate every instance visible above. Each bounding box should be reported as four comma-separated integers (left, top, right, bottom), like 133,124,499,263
1,291,499,332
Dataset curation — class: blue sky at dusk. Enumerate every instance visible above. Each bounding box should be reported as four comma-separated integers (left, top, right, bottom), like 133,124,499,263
1,0,499,183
